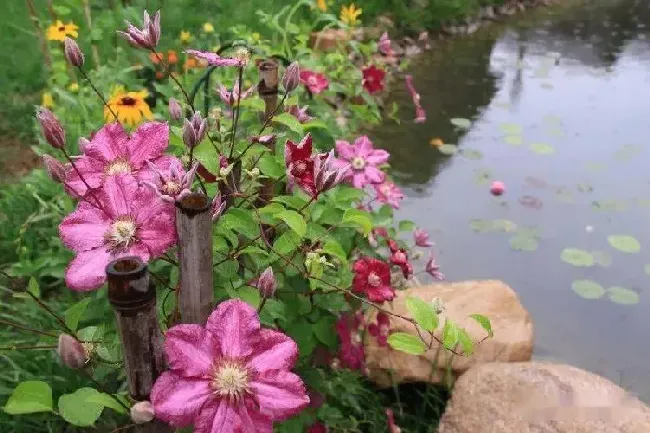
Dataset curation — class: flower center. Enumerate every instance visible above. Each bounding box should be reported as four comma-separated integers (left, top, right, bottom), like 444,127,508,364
58,26,66,31
351,157,366,170
105,217,137,250
367,272,381,287
233,48,250,64
162,180,182,196
381,184,392,195
119,97,137,106
105,159,132,175
211,361,250,401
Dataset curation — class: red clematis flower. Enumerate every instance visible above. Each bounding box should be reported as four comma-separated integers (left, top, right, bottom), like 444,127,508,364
362,65,386,94
285,133,317,198
300,70,329,94
352,257,395,303
367,312,391,346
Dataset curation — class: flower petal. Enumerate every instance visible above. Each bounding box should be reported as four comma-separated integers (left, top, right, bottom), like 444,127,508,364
351,172,367,189
205,299,260,358
118,243,151,263
126,122,169,167
65,247,113,291
353,136,374,157
194,399,268,433
131,185,174,224
334,140,355,160
363,166,385,185
185,50,242,67
99,174,139,217
367,285,395,303
366,149,390,165
150,372,212,428
64,156,106,197
59,201,111,252
247,329,298,373
164,324,220,378
84,123,130,162
137,214,176,257
250,370,310,420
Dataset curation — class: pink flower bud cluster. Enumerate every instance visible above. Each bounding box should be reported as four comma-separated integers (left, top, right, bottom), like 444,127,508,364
118,10,161,50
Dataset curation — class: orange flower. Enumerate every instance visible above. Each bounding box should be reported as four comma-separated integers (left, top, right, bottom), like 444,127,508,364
149,52,161,65
430,137,444,147
167,50,178,65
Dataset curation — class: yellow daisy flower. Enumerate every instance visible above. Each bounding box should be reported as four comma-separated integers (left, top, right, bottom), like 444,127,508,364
340,3,362,26
42,92,54,108
104,87,153,127
316,0,327,12
68,82,79,93
203,23,214,33
46,20,79,41
180,30,192,44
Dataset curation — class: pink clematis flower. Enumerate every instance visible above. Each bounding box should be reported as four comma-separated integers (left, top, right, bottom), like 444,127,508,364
378,32,394,56
405,75,426,124
150,299,310,433
286,105,314,124
413,228,433,247
362,65,386,95
185,49,246,67
218,79,257,106
426,252,445,280
335,312,365,371
367,312,390,347
299,70,329,94
373,182,403,209
334,136,388,189
352,257,395,303
59,174,176,291
142,158,198,203
64,122,173,198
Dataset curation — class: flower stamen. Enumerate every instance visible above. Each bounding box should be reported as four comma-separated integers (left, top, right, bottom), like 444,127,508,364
211,360,250,402
105,217,137,250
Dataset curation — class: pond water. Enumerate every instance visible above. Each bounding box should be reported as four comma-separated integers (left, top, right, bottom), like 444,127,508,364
373,0,650,400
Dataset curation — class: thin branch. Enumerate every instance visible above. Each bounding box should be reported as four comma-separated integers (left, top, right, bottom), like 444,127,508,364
78,68,118,120
0,318,58,339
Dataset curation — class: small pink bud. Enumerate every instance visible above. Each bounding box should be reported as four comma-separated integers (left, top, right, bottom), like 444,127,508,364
36,107,65,149
42,155,66,183
413,228,433,247
130,401,155,424
490,180,505,196
282,61,300,93
211,193,226,222
390,250,408,266
64,37,84,67
57,334,87,369
254,266,277,298
169,98,182,121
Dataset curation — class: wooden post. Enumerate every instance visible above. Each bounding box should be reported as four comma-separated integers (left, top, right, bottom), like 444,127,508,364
258,60,280,204
175,192,214,324
107,257,171,433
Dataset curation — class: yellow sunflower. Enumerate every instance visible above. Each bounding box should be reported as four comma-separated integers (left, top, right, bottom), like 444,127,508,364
340,3,362,26
47,20,79,41
42,92,54,108
104,87,153,126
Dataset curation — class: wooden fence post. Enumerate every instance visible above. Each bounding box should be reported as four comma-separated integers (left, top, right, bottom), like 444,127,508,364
175,192,214,324
258,59,279,204
106,257,172,433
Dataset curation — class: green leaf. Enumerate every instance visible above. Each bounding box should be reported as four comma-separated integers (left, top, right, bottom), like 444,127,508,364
273,230,302,255
387,332,427,355
438,144,458,155
460,148,484,160
322,240,348,264
504,135,524,146
499,123,523,134
85,393,128,415
332,186,365,205
273,113,304,134
341,209,372,235
278,210,307,237
312,317,337,349
509,235,538,252
442,321,460,350
3,381,52,414
193,140,221,175
27,277,40,298
644,264,650,275
372,204,393,227
221,209,260,239
285,320,316,357
58,388,104,427
398,220,417,232
529,142,555,155
469,314,493,337
606,286,640,305
235,286,261,308
571,280,605,299
607,235,641,253
64,298,92,332
215,259,239,279
239,245,268,257
457,328,474,355
405,297,438,332
272,196,308,210
592,250,612,267
450,117,471,129
560,248,595,267
258,153,285,178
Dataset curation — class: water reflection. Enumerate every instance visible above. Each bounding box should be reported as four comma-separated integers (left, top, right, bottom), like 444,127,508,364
372,0,650,401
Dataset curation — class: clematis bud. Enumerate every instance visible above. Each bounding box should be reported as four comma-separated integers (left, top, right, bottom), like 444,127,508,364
211,192,226,223
254,266,277,298
426,252,444,280
57,334,87,369
413,228,433,247
78,137,90,153
42,155,66,183
36,107,65,149
182,111,207,148
168,98,182,121
130,401,155,424
378,32,394,56
64,37,84,67
118,10,161,50
313,150,349,194
282,61,300,93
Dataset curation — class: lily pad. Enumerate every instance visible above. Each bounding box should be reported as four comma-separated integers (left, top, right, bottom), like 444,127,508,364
607,235,641,253
500,123,523,135
460,148,483,160
591,250,612,267
509,235,539,252
614,144,643,162
645,264,650,275
529,142,555,155
636,198,650,208
555,188,575,203
577,183,593,193
504,135,524,146
606,286,640,305
450,118,471,129
473,168,492,186
541,82,554,89
438,144,459,155
592,200,627,212
516,226,542,238
469,219,517,233
584,161,606,172
571,280,605,299
543,114,563,126
560,248,595,267
546,127,565,138
518,195,543,209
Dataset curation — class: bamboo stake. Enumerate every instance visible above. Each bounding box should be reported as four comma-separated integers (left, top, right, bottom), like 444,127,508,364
257,59,279,203
175,193,214,324
107,257,172,433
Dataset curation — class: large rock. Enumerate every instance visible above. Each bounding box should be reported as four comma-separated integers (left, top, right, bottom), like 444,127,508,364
364,280,533,387
438,362,650,433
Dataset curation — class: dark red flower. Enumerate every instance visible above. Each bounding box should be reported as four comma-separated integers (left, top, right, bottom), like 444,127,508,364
362,65,386,94
390,247,413,279
367,312,390,347
352,257,395,303
300,70,329,94
387,239,399,253
335,312,365,371
307,422,328,433
285,133,317,197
